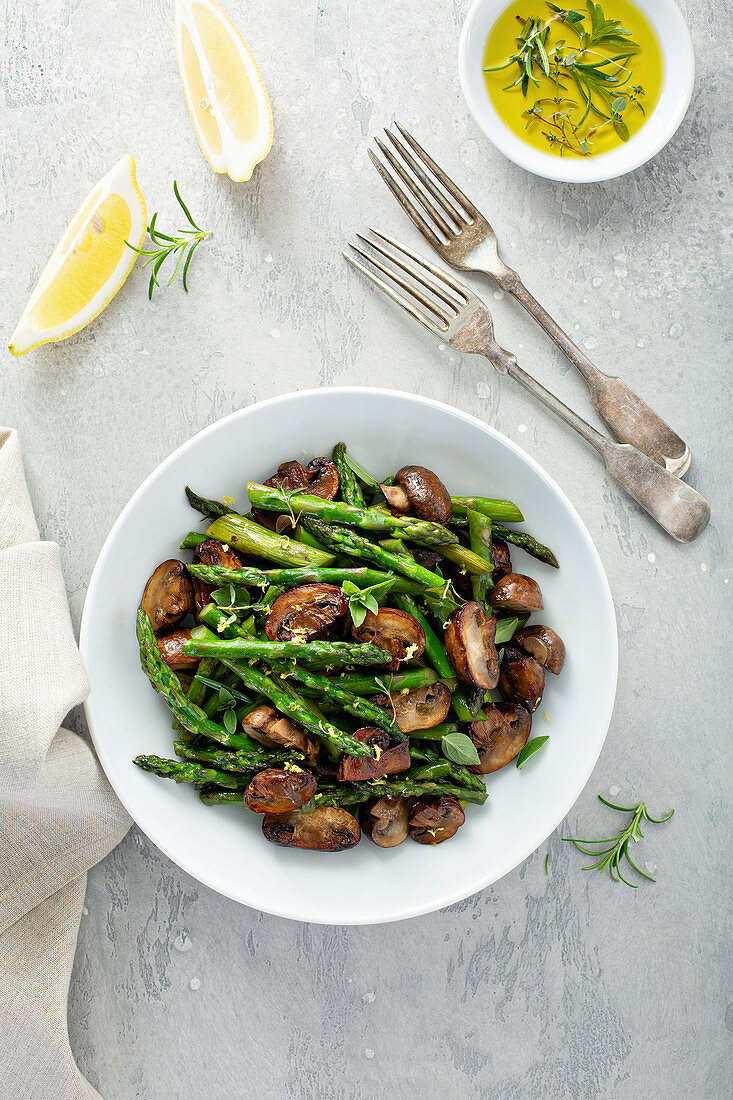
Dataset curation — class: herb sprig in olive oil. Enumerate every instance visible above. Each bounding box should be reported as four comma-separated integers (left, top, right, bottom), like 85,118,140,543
483,0,661,157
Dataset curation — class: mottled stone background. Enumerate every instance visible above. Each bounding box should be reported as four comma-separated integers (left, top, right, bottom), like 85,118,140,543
1,0,731,1096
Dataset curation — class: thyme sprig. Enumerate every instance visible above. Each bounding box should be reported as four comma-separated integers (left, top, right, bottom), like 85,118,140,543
484,1,645,156
127,181,210,299
565,796,674,887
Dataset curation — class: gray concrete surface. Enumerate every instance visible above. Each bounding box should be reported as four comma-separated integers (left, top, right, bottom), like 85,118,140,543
2,0,731,1097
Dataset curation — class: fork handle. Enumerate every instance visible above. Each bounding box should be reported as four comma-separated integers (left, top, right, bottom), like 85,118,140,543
493,268,691,477
483,340,710,543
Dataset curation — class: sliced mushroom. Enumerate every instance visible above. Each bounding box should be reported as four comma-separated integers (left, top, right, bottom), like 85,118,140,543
489,573,543,614
351,607,425,671
361,796,411,848
304,457,340,499
370,682,451,733
244,768,317,814
445,601,499,689
337,727,411,782
409,796,465,844
515,624,565,674
491,538,512,580
242,704,321,761
381,465,452,525
498,645,545,711
262,806,361,851
191,537,243,618
468,703,531,773
140,559,194,633
265,583,347,642
157,628,199,671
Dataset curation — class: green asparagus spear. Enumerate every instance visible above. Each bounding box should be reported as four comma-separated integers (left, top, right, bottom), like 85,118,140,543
247,483,458,547
187,561,425,594
272,665,402,736
183,625,389,667
217,657,374,760
492,523,559,568
325,667,439,696
133,754,247,789
185,486,239,520
406,762,451,781
173,741,304,771
434,542,494,576
199,786,245,805
315,778,488,807
392,594,456,688
180,531,207,550
451,496,524,522
467,509,493,601
206,514,335,567
332,443,365,508
404,721,461,740
301,518,447,589
409,746,486,793
136,610,262,751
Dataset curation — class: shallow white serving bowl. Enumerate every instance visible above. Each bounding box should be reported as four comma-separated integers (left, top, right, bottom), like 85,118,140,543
81,388,617,925
458,0,694,183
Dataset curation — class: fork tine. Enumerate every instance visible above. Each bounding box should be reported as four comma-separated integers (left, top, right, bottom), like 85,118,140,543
348,240,452,325
356,232,463,314
384,128,470,230
374,136,459,240
367,149,442,252
366,227,471,301
393,121,480,220
343,248,450,335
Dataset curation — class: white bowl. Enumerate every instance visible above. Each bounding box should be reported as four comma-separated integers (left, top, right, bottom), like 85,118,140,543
458,0,694,183
80,388,617,924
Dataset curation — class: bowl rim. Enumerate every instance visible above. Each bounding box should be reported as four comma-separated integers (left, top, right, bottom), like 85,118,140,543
80,386,618,924
458,0,695,184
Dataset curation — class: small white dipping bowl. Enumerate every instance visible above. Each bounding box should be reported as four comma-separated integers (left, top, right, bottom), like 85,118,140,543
458,0,694,183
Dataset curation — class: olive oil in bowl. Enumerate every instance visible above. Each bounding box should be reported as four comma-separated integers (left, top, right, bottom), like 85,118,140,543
483,0,662,158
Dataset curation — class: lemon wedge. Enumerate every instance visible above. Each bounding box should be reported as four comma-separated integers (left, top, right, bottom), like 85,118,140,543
175,0,273,182
9,155,146,357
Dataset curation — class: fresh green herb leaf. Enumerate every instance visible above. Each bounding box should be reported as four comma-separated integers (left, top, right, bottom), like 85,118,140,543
342,577,395,627
222,709,237,735
516,735,550,769
342,452,380,489
564,796,674,887
545,852,550,875
441,732,481,767
126,182,210,299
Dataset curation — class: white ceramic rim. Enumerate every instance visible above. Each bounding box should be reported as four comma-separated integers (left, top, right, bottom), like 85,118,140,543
458,0,695,183
80,387,618,924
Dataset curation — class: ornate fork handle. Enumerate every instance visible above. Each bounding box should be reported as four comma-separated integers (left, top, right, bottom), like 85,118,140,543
493,264,691,477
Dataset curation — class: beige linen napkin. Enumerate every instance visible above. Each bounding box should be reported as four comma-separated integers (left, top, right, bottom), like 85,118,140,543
0,428,130,1099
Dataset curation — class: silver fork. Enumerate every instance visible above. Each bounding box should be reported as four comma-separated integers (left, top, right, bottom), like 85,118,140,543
369,122,691,479
344,229,710,543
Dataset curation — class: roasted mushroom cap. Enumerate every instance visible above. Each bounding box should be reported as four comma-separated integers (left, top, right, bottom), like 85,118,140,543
244,768,317,814
361,796,411,848
262,806,361,851
370,682,451,733
242,704,321,760
491,538,512,580
140,560,194,633
351,607,425,671
265,583,347,642
337,727,411,782
254,458,340,529
191,538,242,618
381,465,452,525
304,457,340,499
409,796,465,844
468,703,531,773
498,645,545,711
157,628,199,670
489,573,543,614
515,624,566,675
445,601,500,689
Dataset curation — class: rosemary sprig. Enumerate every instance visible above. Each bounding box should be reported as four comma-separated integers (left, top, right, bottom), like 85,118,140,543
127,181,210,299
565,795,674,887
